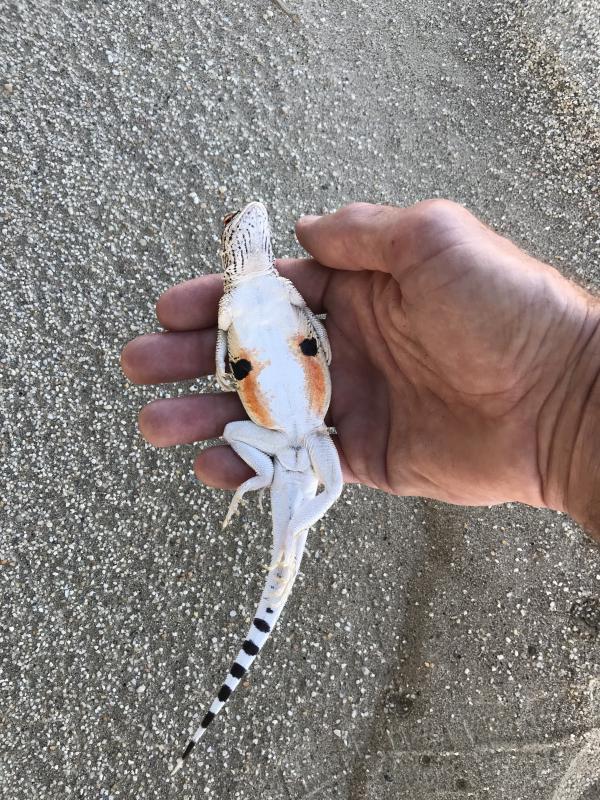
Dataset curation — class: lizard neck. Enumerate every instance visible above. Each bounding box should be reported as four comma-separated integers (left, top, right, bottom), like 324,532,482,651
223,263,278,292
220,201,277,291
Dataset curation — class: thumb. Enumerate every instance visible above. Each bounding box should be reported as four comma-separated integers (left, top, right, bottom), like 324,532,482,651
295,202,413,274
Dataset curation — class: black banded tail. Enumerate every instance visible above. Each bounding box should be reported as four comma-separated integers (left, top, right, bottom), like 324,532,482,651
170,569,295,776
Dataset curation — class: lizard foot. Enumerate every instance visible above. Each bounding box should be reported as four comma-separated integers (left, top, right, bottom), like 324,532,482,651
222,497,244,529
262,556,295,573
257,489,266,513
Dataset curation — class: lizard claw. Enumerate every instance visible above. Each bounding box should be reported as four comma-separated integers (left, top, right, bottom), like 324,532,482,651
265,554,296,573
222,504,238,529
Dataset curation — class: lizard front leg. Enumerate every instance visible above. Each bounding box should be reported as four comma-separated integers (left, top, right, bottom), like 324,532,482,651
280,277,332,364
216,296,237,392
221,421,286,528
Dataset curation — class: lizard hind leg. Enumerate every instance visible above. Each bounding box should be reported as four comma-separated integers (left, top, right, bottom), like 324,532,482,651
221,421,287,529
263,555,296,607
287,432,343,539
221,442,273,529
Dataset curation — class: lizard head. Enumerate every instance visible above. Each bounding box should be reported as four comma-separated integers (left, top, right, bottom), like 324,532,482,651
220,201,276,286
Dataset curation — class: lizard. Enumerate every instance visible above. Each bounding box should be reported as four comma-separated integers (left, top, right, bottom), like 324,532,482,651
171,201,343,776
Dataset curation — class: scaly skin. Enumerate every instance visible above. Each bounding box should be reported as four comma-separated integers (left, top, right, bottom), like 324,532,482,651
170,202,342,776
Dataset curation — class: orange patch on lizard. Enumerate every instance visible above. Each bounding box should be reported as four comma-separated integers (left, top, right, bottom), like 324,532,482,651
292,334,329,417
235,350,275,429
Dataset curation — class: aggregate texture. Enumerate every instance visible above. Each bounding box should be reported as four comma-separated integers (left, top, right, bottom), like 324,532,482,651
1,1,599,798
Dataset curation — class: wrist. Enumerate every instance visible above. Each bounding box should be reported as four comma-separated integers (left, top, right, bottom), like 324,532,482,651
540,295,600,540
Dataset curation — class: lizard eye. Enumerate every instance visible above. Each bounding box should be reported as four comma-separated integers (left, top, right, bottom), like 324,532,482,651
231,358,252,380
299,337,318,357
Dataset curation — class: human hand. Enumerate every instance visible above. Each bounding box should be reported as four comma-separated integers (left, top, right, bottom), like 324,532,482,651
120,201,600,537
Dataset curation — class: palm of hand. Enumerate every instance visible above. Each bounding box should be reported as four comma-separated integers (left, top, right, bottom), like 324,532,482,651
121,200,586,513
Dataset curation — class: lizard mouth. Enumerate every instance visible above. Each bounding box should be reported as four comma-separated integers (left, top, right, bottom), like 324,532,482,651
222,209,240,227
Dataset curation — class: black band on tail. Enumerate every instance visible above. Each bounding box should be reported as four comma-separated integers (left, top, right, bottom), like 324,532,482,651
230,662,246,679
201,711,216,728
218,684,232,702
242,639,259,656
182,740,195,760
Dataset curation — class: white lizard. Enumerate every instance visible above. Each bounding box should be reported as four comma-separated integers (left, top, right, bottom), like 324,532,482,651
171,201,343,775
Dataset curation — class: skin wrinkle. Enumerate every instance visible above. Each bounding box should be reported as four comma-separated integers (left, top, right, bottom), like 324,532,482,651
316,260,334,316
567,365,600,520
533,324,578,505
384,386,415,495
509,301,544,384
398,238,476,293
380,308,542,503
368,274,402,375
367,276,466,495
398,387,464,500
561,313,600,517
536,304,598,511
325,303,388,489
401,273,560,405
389,395,475,502
335,204,389,272
379,278,529,416
363,202,471,277
392,203,480,276
366,279,402,494
333,386,380,488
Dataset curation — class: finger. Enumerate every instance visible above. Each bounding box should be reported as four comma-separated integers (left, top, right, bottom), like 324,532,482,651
295,199,474,276
194,445,254,490
155,259,331,332
295,203,400,273
156,274,223,332
120,330,216,384
278,259,331,312
194,438,358,490
139,394,246,447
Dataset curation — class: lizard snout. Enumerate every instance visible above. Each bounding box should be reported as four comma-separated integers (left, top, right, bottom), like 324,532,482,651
222,209,240,227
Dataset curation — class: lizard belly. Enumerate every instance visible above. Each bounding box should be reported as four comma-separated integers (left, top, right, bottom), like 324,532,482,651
227,280,331,433
236,347,328,433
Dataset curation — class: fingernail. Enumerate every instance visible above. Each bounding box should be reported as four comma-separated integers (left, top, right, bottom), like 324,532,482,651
297,214,321,226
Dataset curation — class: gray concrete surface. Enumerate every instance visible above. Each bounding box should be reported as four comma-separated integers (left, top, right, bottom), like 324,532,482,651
1,0,599,798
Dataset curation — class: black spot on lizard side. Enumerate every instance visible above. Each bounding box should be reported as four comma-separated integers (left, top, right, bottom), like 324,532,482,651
231,358,253,380
299,337,318,356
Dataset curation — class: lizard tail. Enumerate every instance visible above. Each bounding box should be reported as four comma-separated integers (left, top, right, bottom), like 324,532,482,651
170,541,303,776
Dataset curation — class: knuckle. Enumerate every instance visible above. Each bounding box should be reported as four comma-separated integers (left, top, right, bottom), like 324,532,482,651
414,198,472,229
337,201,376,222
